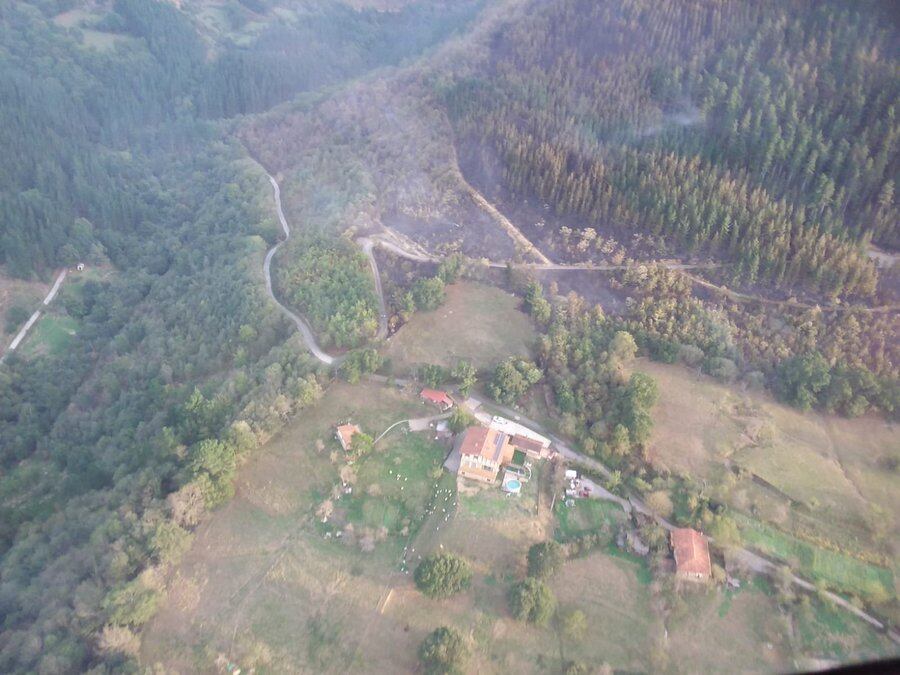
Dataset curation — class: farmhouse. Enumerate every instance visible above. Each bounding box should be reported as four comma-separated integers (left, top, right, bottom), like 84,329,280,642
670,528,711,581
456,426,516,483
420,388,454,411
490,416,552,458
335,423,361,452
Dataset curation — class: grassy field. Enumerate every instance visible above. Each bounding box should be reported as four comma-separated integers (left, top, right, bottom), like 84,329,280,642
140,381,445,672
20,313,79,358
733,513,894,602
554,498,625,541
638,360,898,590
139,374,898,672
53,8,134,52
346,433,446,533
382,282,536,373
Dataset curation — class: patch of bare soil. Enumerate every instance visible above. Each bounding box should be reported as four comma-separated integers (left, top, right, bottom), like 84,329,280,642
384,208,515,261
533,268,627,315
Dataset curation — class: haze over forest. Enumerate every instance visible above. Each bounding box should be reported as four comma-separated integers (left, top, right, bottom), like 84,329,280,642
0,1,897,673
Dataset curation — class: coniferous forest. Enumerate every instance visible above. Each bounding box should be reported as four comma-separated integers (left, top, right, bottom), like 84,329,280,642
442,0,898,299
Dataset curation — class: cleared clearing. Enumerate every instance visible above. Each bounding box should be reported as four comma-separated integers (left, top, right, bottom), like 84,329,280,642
382,282,536,372
140,382,443,673
638,359,898,606
20,314,79,358
640,361,897,539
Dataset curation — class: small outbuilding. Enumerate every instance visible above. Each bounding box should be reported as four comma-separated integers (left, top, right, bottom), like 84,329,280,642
671,528,711,582
420,388,454,411
335,423,361,452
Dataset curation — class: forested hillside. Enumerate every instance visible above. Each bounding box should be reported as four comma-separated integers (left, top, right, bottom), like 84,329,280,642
0,0,482,279
0,1,484,672
442,0,898,300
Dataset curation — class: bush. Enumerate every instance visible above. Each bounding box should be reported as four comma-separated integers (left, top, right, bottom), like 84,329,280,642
508,577,556,625
418,626,467,674
677,343,705,368
645,490,673,519
526,541,564,580
414,554,472,599
421,364,447,388
561,608,587,641
563,661,589,675
705,356,739,383
412,276,446,311
447,407,476,434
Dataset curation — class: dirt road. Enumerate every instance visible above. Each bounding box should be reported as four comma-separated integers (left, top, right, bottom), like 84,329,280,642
264,174,344,367
1,268,67,362
357,237,389,340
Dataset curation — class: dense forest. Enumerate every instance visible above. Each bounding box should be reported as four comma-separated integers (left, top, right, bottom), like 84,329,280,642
614,265,900,416
274,233,380,348
0,0,483,279
0,1,484,672
441,0,898,300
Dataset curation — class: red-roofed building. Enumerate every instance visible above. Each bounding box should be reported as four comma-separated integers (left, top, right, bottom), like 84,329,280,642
335,423,361,452
456,426,515,483
420,388,454,411
670,528,711,581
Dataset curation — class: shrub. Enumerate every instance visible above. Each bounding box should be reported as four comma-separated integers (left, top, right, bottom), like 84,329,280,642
448,407,476,434
418,626,467,674
415,554,472,599
508,577,556,625
561,608,587,641
526,541,564,580
645,490,674,519
412,276,446,311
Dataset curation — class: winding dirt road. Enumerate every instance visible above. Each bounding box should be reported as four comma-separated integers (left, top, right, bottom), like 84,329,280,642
264,174,343,367
265,172,896,369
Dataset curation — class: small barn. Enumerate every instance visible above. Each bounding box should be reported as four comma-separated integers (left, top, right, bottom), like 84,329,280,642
420,388,454,411
335,423,361,452
670,528,711,581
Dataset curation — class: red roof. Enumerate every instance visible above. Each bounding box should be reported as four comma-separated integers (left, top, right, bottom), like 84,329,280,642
458,427,490,456
511,435,544,454
671,528,711,578
420,388,454,408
